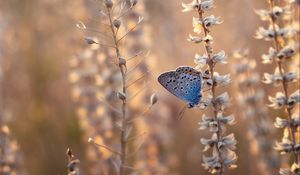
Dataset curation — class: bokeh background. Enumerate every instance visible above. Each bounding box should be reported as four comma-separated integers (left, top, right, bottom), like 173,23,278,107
0,0,298,175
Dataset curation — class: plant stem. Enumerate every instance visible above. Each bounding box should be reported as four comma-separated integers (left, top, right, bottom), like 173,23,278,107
268,0,299,165
197,6,224,175
107,7,128,175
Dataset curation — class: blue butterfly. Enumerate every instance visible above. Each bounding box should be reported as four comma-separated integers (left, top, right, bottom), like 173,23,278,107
158,66,203,108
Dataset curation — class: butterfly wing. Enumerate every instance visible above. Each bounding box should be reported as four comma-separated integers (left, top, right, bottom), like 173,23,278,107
158,66,202,105
158,71,187,100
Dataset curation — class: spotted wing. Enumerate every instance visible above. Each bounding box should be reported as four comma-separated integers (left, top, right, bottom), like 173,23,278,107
158,66,202,105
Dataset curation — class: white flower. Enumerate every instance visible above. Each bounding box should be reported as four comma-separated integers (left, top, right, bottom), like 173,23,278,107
255,9,270,21
203,34,214,44
182,0,214,12
222,150,237,169
214,92,231,110
216,112,234,133
188,34,203,43
277,46,295,60
234,58,256,74
255,6,290,21
193,17,203,34
288,90,300,108
256,25,289,40
182,0,199,12
201,0,214,10
212,50,227,64
274,138,294,154
272,6,284,18
202,155,221,173
218,114,235,126
262,47,276,64
200,133,218,151
275,113,300,128
271,6,291,19
214,72,231,86
202,15,222,28
255,26,275,40
264,67,297,86
276,28,290,38
274,117,289,128
193,15,221,33
240,73,260,87
218,133,237,150
199,114,219,132
199,95,213,109
279,163,300,175
268,92,286,109
194,53,208,69
263,68,285,86
284,72,298,82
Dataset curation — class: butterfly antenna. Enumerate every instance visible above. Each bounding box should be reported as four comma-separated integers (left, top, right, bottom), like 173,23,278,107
177,104,189,121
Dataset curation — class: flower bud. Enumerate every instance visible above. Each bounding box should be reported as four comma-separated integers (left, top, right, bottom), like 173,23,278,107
88,137,93,143
113,19,121,28
85,37,98,44
105,0,113,9
150,93,158,105
119,57,126,66
117,92,126,100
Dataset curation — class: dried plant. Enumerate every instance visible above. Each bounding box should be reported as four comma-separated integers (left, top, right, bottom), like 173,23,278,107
255,0,300,174
0,125,25,175
69,46,119,174
231,50,280,175
0,32,25,175
181,0,237,174
66,148,81,175
71,0,161,174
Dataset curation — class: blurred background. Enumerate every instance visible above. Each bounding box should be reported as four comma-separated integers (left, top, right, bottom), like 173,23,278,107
0,0,298,175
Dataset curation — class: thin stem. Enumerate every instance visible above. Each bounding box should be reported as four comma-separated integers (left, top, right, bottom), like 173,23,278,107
107,7,128,175
89,139,122,155
268,0,299,165
117,22,140,43
197,6,224,175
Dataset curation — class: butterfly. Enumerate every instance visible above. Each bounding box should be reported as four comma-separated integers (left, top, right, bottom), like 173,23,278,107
158,66,203,109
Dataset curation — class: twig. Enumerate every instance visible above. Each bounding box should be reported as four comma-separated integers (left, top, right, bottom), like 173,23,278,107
106,4,128,175
117,21,141,43
88,138,122,155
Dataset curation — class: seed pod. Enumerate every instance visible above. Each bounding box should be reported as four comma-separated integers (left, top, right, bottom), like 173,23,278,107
105,0,113,9
85,37,98,44
113,19,121,28
117,92,126,100
119,57,126,66
150,93,158,105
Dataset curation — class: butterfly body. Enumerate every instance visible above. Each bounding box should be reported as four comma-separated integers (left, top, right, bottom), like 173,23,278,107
158,66,203,107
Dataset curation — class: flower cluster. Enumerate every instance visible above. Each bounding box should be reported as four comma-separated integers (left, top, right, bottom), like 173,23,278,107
69,46,119,174
232,50,280,175
182,0,237,174
255,0,300,174
0,125,25,175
